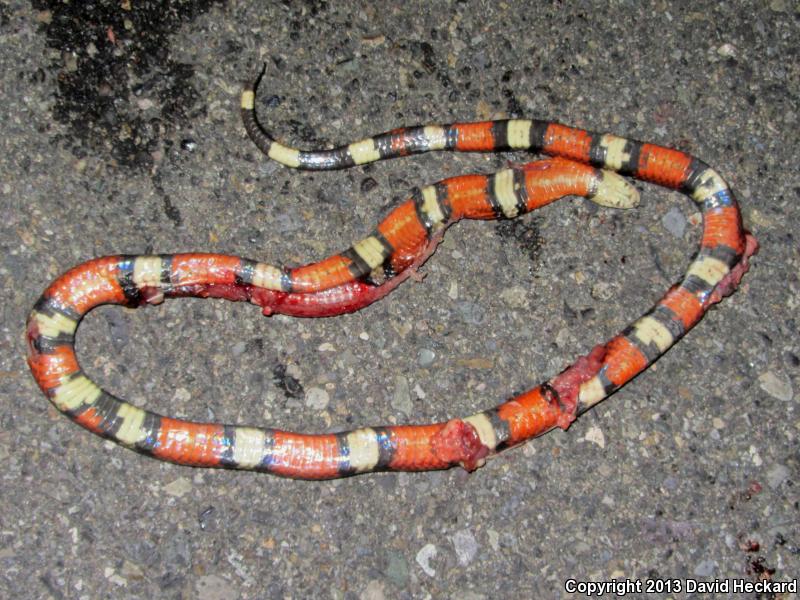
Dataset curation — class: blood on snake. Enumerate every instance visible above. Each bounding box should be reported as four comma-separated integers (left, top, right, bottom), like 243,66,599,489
25,69,758,479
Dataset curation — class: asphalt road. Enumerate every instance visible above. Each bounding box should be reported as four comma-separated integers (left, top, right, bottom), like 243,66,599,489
1,1,797,598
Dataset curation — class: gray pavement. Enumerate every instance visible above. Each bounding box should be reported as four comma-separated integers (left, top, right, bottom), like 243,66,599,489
1,1,797,598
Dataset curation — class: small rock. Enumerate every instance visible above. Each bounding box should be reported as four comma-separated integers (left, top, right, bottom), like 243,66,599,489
749,445,763,467
499,285,529,308
662,206,687,238
417,348,435,367
164,477,192,498
416,543,437,577
487,529,500,552
64,54,78,73
362,35,386,47
451,529,479,566
758,371,793,401
120,560,143,579
448,280,458,300
584,425,605,448
716,43,737,57
766,463,789,489
456,301,485,325
661,476,679,491
305,387,330,410
172,387,191,402
591,281,615,301
384,552,409,586
555,327,572,349
458,357,493,369
391,375,413,416
360,580,385,600
195,575,232,600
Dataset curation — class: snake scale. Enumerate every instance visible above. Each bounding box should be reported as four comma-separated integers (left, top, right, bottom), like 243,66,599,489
25,70,758,479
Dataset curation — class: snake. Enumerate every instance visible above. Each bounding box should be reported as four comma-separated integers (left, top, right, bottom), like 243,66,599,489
25,70,758,479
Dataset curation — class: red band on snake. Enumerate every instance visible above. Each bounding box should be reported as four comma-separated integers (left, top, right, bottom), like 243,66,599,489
25,71,758,479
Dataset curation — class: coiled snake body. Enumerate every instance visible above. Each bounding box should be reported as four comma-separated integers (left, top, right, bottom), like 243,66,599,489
25,72,758,479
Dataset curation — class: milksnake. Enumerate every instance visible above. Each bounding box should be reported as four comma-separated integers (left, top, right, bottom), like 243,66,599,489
25,71,758,479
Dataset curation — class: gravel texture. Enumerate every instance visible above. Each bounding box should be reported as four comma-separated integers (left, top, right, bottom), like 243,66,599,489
1,1,798,598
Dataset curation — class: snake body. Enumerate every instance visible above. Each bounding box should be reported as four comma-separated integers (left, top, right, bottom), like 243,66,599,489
25,73,757,479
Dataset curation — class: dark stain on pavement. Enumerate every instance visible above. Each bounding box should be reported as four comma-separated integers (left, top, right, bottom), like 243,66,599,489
31,0,225,170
